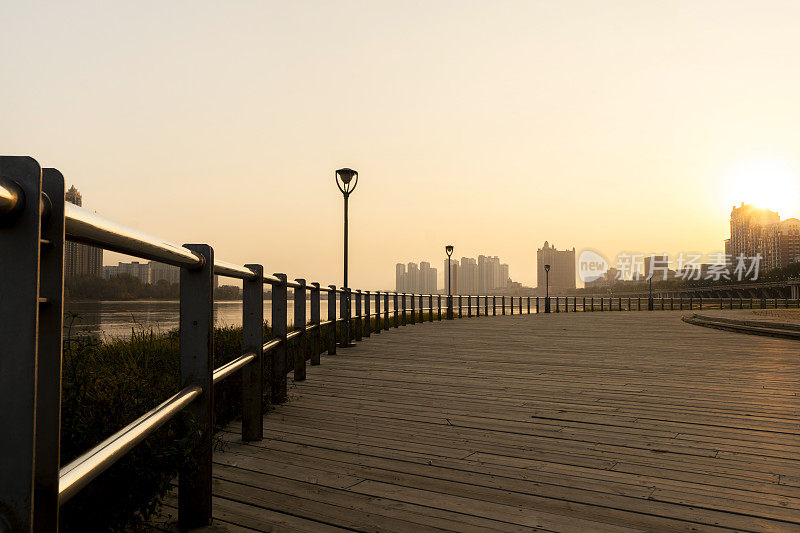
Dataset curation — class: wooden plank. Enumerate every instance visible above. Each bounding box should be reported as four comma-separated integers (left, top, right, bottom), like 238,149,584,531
197,312,800,530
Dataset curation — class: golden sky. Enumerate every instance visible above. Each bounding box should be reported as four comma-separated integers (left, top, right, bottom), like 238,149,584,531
3,1,800,289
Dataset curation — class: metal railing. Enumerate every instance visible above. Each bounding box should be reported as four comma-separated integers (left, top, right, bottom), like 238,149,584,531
1,156,793,531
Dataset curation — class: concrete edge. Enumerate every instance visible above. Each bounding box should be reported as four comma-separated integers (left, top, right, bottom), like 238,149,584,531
681,314,800,341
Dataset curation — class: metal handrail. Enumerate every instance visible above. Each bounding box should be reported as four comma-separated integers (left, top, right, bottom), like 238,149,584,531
212,353,256,383
58,385,202,505
65,203,202,270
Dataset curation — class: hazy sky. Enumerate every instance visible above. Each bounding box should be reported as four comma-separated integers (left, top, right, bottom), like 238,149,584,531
4,1,800,289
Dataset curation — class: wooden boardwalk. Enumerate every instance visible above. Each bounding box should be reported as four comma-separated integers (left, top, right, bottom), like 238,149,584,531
162,312,800,531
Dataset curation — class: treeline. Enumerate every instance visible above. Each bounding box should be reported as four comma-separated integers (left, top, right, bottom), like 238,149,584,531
65,274,245,300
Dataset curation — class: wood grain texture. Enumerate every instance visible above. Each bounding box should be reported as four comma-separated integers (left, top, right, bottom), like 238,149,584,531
170,311,800,531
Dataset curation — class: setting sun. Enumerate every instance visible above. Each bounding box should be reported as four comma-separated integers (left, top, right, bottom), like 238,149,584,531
723,157,800,215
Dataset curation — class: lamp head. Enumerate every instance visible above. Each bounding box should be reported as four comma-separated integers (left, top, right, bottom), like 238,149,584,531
544,264,551,272
335,168,358,194
445,245,454,257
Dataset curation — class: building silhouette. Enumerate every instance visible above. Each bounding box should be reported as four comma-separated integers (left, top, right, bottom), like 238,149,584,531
537,242,575,294
726,204,800,272
104,260,181,285
396,261,438,293
64,186,103,277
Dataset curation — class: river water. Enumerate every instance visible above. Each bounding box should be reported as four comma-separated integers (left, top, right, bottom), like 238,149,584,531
64,300,331,339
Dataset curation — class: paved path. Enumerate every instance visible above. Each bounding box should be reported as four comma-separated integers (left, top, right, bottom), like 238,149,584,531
164,311,800,531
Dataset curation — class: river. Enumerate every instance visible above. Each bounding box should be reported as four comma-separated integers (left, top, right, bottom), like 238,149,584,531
64,300,331,339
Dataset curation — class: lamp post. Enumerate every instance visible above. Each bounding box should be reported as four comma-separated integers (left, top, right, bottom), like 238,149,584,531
544,264,551,313
336,168,358,347
445,245,454,319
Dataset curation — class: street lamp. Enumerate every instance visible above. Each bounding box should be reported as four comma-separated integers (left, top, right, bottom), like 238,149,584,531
336,168,358,347
544,264,551,313
445,245,454,319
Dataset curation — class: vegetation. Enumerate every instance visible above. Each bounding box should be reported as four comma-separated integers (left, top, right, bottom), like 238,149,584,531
59,321,275,531
65,274,246,301
57,308,423,530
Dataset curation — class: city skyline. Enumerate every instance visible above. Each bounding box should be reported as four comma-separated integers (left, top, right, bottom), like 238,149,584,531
5,2,800,289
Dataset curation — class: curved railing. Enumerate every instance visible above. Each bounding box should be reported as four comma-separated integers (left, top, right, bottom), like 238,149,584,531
1,157,798,530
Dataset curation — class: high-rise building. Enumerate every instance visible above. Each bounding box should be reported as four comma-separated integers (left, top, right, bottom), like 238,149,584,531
459,257,478,294
396,261,438,293
443,258,459,294
728,203,780,268
418,262,438,294
64,185,103,277
395,263,407,292
499,263,509,288
537,242,575,293
778,218,800,269
407,262,419,292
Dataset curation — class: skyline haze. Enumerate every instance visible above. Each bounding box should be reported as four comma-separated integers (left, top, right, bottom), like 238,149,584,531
4,1,800,288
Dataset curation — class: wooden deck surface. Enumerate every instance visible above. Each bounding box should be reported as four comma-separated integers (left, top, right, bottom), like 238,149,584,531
162,311,800,531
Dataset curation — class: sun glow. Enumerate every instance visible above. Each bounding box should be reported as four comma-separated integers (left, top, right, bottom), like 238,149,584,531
723,157,800,216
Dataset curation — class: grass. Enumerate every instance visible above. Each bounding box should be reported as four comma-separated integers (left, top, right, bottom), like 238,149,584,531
57,309,449,531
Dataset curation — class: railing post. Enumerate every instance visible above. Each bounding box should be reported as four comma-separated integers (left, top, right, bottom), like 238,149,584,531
0,158,44,532
364,290,371,337
438,294,443,320
394,292,399,327
271,274,288,402
699,296,703,310
458,295,463,318
327,285,337,355
485,296,489,315
533,296,536,314
354,289,363,340
339,287,349,347
563,296,567,313
401,293,407,326
447,293,453,320
32,169,66,531
409,293,416,324
384,292,390,329
311,283,321,364
501,296,506,315
430,294,435,322
509,296,514,315
242,264,264,442
294,279,307,380
468,295,473,317
475,295,480,317
555,297,560,312
179,244,214,529
373,291,381,335
689,296,693,310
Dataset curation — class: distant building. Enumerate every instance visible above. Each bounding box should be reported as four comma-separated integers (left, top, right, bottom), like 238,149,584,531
459,257,477,294
537,242,575,293
396,260,437,293
64,186,103,277
728,203,780,270
395,263,407,292
644,254,671,280
104,260,180,285
778,218,800,268
443,258,459,294
150,261,180,284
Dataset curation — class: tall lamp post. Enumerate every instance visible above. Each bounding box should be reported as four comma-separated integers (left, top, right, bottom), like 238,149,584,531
336,168,358,347
445,245,454,319
544,264,551,313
